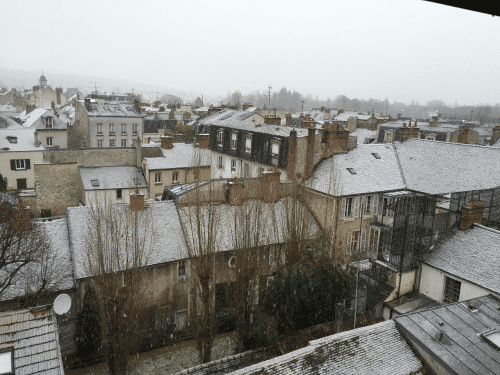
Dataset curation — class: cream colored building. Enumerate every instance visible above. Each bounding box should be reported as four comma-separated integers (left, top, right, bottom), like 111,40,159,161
0,128,44,190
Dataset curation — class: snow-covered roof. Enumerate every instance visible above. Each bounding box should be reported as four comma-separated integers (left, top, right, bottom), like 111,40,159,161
350,128,376,144
229,320,423,375
29,110,68,130
199,109,264,126
178,196,320,253
17,108,48,128
423,224,500,294
144,144,210,170
0,128,43,152
244,107,257,112
67,200,189,280
306,143,406,196
77,100,143,118
0,113,22,129
193,106,209,113
334,111,373,122
79,166,148,190
396,139,500,195
0,104,18,114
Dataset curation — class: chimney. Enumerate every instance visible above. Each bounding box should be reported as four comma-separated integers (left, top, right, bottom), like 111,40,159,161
287,130,297,181
305,127,315,179
160,136,173,149
56,87,62,105
154,112,158,120
84,98,91,111
51,101,55,110
134,98,141,113
460,201,484,230
285,114,292,127
302,114,315,128
169,107,175,120
262,166,280,203
198,134,209,149
130,186,145,211
490,125,500,145
400,122,419,142
327,127,349,156
26,104,35,115
458,125,469,144
228,177,244,206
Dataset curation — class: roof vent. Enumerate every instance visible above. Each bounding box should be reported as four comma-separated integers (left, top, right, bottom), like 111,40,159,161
347,168,356,175
91,179,99,187
371,152,381,159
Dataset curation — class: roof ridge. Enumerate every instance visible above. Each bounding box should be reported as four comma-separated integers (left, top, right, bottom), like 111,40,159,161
392,143,407,188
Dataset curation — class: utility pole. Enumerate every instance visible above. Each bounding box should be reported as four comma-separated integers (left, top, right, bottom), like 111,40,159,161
268,86,272,109
302,100,304,112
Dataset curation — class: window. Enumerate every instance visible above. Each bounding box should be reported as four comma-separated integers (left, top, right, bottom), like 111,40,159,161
97,123,103,135
109,139,115,147
0,347,14,375
268,247,276,266
244,163,249,178
362,195,372,214
444,277,461,303
382,197,394,218
384,131,393,143
172,172,178,183
46,137,53,147
155,173,161,184
121,139,127,147
259,168,264,177
132,123,138,135
16,178,27,190
97,139,103,148
369,227,380,253
341,197,359,219
121,123,127,134
10,159,29,171
218,156,223,169
44,117,53,128
482,330,500,349
178,261,186,277
346,231,359,255
271,141,279,154
109,123,115,135
231,159,236,172
116,189,122,199
231,132,237,148
217,130,224,145
245,135,252,152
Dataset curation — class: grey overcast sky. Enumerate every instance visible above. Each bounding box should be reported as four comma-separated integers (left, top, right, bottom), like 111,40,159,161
1,0,499,105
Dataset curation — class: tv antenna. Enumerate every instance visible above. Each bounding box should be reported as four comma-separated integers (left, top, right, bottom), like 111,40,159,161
53,293,72,315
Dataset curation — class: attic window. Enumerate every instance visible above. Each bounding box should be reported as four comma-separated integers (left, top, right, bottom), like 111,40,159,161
91,179,99,187
0,347,14,374
347,168,356,174
220,115,231,121
371,153,381,159
482,330,500,349
6,136,17,144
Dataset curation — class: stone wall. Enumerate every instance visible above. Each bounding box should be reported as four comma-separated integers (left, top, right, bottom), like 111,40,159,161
46,147,137,167
35,162,81,216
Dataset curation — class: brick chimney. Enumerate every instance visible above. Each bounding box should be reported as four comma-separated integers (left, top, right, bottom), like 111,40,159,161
227,177,244,206
328,127,349,155
161,136,173,149
490,125,500,145
198,134,209,149
285,114,292,127
130,187,145,211
305,127,315,179
84,98,91,111
262,166,281,203
287,130,297,180
301,114,315,128
400,122,419,142
264,115,281,126
133,98,140,113
460,201,484,230
458,125,469,144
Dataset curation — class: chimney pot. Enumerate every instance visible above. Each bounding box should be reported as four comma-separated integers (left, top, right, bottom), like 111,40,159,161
460,201,484,230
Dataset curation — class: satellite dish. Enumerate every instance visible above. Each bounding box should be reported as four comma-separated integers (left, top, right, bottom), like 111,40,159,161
53,293,72,315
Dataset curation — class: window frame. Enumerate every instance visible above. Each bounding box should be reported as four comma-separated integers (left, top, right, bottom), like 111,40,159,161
121,139,127,147
172,172,179,183
384,130,393,143
44,116,53,128
97,123,103,135
16,178,27,190
217,130,224,146
109,139,116,147
218,156,223,169
116,189,122,199
46,136,53,147
121,123,127,134
15,159,26,170
230,132,237,149
0,347,14,375
443,276,461,303
155,173,162,184
231,159,236,173
109,123,115,135
245,134,252,152
132,123,138,135
97,139,103,148
178,260,186,277
244,163,249,178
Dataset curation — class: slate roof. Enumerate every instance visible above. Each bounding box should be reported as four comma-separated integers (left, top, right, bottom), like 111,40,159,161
394,295,500,375
199,109,264,126
423,224,500,295
77,100,143,118
306,143,406,196
16,109,48,128
79,166,148,190
0,114,21,129
144,144,211,170
0,128,44,152
0,307,65,375
66,200,189,280
228,320,423,375
29,111,68,130
178,196,320,253
0,217,74,302
350,128,377,144
396,139,500,194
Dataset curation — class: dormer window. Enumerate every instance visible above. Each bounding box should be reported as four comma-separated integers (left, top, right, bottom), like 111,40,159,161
44,117,53,128
231,132,237,149
6,136,17,144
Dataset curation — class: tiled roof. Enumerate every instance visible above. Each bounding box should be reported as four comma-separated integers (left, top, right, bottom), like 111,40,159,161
394,295,500,375
423,224,500,294
79,166,148,190
179,196,320,253
229,320,423,375
144,144,210,170
0,218,74,302
67,200,189,280
396,139,500,194
0,308,64,375
0,128,44,152
306,143,406,196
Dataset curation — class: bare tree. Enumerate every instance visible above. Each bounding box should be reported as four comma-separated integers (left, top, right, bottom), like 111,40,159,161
83,202,157,375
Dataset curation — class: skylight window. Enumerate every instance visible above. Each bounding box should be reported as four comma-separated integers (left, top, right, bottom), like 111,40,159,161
91,179,99,187
220,115,231,120
347,168,356,174
372,153,381,159
482,330,500,349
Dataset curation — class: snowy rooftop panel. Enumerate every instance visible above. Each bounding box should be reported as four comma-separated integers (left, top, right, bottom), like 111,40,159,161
0,128,43,152
144,144,211,170
79,166,148,190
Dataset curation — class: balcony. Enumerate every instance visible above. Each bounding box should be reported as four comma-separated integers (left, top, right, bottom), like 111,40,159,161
109,132,116,136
